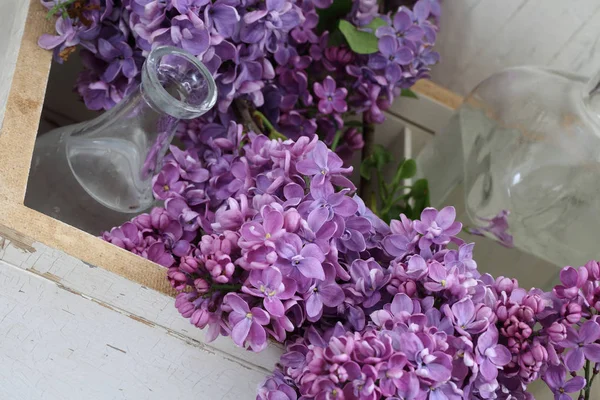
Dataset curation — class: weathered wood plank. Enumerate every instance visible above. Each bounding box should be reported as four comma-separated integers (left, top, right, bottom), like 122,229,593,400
432,0,600,95
0,235,283,372
0,261,268,400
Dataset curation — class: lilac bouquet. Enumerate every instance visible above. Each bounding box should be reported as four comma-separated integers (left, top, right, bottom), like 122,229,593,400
39,0,440,164
257,248,600,398
102,116,600,397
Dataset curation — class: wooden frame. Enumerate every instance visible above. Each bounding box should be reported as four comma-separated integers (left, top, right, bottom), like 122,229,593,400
0,0,463,299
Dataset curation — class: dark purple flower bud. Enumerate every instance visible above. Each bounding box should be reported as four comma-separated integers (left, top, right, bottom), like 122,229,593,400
562,302,583,325
179,255,199,274
518,341,547,383
387,278,417,297
175,292,196,318
323,46,355,71
190,307,211,329
167,267,188,290
522,294,545,315
554,266,587,299
495,276,518,294
586,260,600,280
547,321,568,343
283,209,302,232
150,207,171,231
194,278,210,294
501,316,532,343
514,305,535,323
132,213,152,231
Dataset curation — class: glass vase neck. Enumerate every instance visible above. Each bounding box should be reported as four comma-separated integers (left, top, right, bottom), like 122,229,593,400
140,46,217,119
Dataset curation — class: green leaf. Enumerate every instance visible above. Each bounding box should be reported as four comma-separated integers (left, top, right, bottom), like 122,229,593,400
316,0,353,34
400,89,419,99
383,204,403,224
409,179,430,217
372,144,391,170
364,17,387,31
360,157,376,180
338,20,379,54
392,159,417,187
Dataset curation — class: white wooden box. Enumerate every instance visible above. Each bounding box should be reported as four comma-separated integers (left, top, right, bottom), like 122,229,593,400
0,1,560,398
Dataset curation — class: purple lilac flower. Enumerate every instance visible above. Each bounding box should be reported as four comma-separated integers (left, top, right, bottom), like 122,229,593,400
368,36,413,84
275,233,325,289
306,185,358,232
313,76,348,114
444,297,491,337
304,264,344,321
240,207,286,248
347,258,390,308
243,266,297,317
225,293,270,351
152,13,210,55
376,8,423,42
297,141,353,189
542,365,586,400
38,17,81,63
97,37,137,82
469,209,514,248
399,331,452,382
560,320,600,371
152,163,186,200
414,206,462,246
476,325,512,381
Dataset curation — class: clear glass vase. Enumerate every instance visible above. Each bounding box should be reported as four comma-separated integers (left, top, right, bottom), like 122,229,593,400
420,66,600,267
26,46,216,234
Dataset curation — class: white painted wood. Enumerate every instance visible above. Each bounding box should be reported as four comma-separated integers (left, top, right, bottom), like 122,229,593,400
0,0,30,130
0,235,282,373
432,0,600,95
0,260,267,400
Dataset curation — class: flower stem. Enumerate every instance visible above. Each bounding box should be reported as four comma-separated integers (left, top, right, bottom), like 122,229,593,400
46,0,77,19
252,111,287,141
589,371,599,399
584,360,591,400
233,98,263,136
211,283,243,292
331,129,344,151
359,117,375,202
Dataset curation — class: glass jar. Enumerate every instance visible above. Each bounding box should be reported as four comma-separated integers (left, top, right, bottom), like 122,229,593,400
26,46,216,234
419,66,600,267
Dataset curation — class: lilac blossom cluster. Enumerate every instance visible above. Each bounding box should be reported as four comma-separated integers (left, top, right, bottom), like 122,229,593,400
257,249,600,398
103,121,600,397
39,0,440,163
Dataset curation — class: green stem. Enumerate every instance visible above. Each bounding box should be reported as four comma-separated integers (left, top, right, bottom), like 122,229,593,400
46,0,77,19
359,118,376,201
375,169,388,204
331,130,344,151
252,111,287,141
584,360,591,400
211,283,243,292
586,365,599,400
380,193,410,216
233,98,263,136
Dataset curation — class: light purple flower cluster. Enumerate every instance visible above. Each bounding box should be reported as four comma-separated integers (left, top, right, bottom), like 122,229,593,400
39,0,440,161
257,246,600,399
103,121,600,397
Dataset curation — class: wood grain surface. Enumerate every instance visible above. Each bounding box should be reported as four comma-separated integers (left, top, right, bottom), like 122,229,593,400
432,0,600,95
